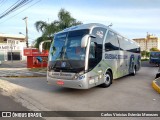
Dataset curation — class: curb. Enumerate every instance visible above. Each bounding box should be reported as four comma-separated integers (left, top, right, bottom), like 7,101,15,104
152,79,160,94
0,79,50,111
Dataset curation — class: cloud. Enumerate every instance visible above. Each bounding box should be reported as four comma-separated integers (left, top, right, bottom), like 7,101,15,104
0,0,160,40
69,7,160,37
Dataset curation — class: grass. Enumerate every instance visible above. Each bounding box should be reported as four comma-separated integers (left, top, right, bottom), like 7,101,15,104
28,67,47,72
141,58,149,61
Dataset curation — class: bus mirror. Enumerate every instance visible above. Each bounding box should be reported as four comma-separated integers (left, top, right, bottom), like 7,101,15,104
39,40,51,53
39,42,43,53
81,35,89,48
81,34,96,48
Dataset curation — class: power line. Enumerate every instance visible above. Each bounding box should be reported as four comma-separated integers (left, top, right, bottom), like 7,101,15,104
0,0,22,16
0,0,41,24
0,0,31,19
4,0,34,15
0,0,34,19
0,0,7,7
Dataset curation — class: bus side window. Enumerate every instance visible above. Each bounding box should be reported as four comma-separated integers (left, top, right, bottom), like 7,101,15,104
117,35,124,50
105,31,119,51
89,42,96,58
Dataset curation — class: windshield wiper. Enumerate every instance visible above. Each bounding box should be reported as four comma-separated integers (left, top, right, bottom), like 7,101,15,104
64,52,73,69
55,46,65,60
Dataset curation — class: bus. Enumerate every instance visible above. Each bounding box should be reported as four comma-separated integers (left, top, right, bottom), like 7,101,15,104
46,23,141,89
149,51,160,65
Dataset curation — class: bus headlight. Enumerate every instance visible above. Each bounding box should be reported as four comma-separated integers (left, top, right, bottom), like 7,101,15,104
74,75,78,79
99,74,102,79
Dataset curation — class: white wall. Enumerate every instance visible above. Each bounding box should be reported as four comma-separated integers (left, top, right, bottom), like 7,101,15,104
0,41,27,61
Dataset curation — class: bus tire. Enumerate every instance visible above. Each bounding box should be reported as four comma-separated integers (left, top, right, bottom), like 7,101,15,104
100,71,112,88
131,66,136,76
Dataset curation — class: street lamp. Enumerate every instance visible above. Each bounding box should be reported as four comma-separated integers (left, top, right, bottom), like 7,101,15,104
23,17,29,48
19,32,25,35
19,32,26,46
19,32,35,47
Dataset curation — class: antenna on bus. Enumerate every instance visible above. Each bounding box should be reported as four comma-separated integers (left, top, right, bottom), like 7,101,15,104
108,23,113,27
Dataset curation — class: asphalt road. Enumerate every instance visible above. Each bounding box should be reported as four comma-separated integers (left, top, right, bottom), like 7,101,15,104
0,61,160,120
141,60,159,67
0,66,160,120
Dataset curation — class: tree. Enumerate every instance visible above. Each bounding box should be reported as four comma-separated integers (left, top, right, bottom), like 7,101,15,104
35,21,59,39
33,36,50,50
146,51,150,58
57,8,82,29
34,8,82,49
150,47,160,52
141,50,150,58
141,51,146,58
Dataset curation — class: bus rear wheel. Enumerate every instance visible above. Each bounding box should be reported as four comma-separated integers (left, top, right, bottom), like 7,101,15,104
100,71,112,88
131,66,136,76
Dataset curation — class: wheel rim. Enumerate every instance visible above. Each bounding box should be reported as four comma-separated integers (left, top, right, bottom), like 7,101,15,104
133,67,136,74
105,74,110,85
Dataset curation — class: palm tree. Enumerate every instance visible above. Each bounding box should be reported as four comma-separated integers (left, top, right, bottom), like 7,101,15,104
57,8,82,29
34,21,57,50
33,36,51,49
35,21,59,38
34,8,82,50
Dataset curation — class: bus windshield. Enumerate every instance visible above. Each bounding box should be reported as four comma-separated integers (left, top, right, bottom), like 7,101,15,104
48,29,89,72
149,52,160,65
150,52,160,59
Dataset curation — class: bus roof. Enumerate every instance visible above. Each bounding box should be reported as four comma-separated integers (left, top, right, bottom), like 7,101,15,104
54,23,139,47
55,23,127,39
56,23,108,34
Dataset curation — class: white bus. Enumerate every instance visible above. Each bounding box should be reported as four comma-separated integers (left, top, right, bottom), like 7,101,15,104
47,23,141,89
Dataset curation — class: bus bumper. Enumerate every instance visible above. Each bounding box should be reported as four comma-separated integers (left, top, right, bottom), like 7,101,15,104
47,76,89,89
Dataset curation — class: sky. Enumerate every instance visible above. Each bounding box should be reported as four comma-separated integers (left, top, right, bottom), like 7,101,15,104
0,0,160,45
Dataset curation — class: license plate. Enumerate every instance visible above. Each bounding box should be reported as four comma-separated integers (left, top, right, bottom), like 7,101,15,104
56,80,64,85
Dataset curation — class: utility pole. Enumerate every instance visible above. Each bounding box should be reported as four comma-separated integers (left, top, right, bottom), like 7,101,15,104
23,17,29,48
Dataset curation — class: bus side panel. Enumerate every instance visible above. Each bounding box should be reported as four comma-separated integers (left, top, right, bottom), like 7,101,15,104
85,60,111,88
127,52,141,74
103,51,119,79
85,51,119,88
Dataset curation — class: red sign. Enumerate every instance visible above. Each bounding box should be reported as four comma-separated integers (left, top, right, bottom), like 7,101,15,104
23,48,48,68
23,48,48,56
56,80,64,85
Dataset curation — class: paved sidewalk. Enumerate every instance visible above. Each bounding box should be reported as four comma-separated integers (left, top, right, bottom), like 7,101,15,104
0,61,27,68
0,90,43,120
0,61,47,77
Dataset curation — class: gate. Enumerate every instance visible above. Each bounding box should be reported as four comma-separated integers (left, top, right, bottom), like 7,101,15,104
8,52,20,60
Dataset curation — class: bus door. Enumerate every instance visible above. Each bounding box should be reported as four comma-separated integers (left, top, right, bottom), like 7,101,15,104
117,50,128,76
117,36,128,77
104,31,120,78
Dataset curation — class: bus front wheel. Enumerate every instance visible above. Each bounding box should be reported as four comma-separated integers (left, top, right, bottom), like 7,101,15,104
100,71,112,88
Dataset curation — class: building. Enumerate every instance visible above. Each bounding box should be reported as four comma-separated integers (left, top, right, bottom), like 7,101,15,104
0,33,26,61
133,34,160,51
